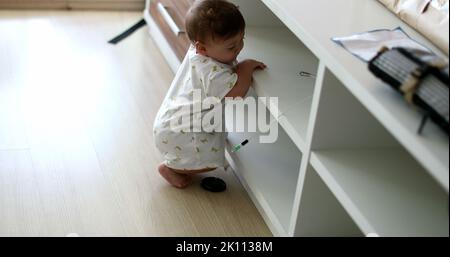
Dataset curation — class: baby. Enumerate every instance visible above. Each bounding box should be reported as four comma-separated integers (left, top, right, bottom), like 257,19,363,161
153,0,266,188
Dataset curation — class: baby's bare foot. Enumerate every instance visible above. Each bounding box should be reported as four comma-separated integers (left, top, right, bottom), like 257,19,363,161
158,164,192,189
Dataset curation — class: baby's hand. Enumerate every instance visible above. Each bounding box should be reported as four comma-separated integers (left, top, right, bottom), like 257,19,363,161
227,60,267,98
239,59,267,72
250,60,267,70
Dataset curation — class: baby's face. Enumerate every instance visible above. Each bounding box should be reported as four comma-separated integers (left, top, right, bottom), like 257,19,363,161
201,32,245,65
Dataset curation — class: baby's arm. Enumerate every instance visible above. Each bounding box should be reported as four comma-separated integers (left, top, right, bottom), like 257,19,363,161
225,59,266,98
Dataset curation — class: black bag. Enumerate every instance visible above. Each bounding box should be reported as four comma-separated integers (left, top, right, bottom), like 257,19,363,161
369,47,449,135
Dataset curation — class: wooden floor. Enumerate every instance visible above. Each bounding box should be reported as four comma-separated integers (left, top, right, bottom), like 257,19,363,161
0,10,271,237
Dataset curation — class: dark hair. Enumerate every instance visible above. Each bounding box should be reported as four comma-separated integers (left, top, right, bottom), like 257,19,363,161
185,0,245,43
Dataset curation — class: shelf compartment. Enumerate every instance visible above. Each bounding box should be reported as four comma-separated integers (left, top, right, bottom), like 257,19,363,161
309,69,448,236
225,96,302,236
311,68,449,191
310,149,449,236
294,165,363,237
239,26,319,152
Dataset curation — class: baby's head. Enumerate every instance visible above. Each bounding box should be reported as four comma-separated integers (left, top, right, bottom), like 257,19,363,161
186,0,245,64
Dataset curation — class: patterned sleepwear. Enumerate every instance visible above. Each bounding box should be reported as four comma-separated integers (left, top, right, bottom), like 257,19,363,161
153,46,238,170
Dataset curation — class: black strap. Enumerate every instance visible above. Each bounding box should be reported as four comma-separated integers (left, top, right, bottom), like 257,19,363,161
108,18,147,45
418,113,430,135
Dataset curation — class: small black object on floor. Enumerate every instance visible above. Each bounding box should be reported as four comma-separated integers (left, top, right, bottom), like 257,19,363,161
201,177,226,192
108,18,147,45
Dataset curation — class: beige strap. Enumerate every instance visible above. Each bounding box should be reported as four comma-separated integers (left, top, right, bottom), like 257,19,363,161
400,69,422,104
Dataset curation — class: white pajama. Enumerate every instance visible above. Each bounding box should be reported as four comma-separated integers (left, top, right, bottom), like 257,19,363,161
153,46,238,170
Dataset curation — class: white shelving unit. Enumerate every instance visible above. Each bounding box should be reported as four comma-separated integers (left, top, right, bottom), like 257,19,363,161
145,0,449,236
238,27,318,151
258,0,449,191
225,96,302,235
311,149,448,236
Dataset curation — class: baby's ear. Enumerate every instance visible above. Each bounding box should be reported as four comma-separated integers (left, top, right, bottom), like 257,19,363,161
195,41,207,56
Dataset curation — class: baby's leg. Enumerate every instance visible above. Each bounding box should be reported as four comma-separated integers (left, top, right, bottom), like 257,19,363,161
158,164,216,189
172,167,217,174
158,164,192,189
